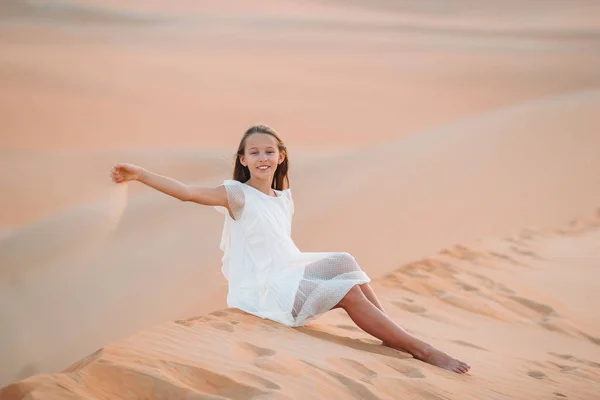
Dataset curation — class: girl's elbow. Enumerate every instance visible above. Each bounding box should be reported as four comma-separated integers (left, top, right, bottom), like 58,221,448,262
179,186,194,202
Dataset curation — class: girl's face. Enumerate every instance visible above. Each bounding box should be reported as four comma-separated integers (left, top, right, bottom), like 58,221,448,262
240,133,285,181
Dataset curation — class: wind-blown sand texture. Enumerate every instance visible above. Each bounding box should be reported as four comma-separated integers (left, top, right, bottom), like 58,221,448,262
2,216,600,399
1,0,599,398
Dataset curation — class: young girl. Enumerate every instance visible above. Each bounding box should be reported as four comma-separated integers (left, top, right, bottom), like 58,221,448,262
111,124,470,374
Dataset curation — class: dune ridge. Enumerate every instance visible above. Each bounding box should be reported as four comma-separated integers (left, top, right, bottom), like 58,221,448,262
3,0,598,152
2,86,599,389
2,211,599,399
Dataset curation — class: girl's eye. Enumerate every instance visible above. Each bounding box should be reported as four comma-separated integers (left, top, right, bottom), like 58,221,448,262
267,151,274,154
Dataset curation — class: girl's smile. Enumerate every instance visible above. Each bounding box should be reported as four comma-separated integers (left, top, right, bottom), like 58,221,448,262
241,133,284,178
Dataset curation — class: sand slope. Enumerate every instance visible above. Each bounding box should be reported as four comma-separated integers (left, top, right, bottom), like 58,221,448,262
2,214,599,399
1,86,599,391
2,0,600,397
292,88,600,277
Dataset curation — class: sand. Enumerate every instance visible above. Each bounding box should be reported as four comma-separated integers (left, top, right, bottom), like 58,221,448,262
1,0,600,398
2,216,600,399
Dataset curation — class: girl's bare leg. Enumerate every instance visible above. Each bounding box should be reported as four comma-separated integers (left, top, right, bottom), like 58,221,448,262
359,283,393,347
359,283,385,313
337,285,470,374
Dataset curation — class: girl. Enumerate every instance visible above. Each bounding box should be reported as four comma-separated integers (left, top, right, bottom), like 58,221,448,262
111,124,470,374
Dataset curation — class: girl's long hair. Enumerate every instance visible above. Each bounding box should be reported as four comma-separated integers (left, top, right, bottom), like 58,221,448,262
233,125,290,190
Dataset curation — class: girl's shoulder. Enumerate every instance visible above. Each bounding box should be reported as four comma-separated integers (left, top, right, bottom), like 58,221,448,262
277,187,292,198
222,179,244,188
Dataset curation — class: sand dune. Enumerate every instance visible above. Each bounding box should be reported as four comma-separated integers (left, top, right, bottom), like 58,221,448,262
2,214,599,399
291,88,600,277
2,0,599,152
1,86,599,390
1,0,599,397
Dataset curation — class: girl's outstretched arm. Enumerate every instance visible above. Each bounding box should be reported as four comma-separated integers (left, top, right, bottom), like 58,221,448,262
110,163,228,207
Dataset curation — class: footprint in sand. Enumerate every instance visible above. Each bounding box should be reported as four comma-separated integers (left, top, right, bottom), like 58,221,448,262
527,370,547,379
509,296,556,316
328,358,378,381
399,268,430,279
380,272,404,286
439,245,480,262
385,359,426,378
548,352,600,369
257,323,281,333
519,229,537,241
549,362,578,372
496,282,516,295
549,352,575,361
210,311,230,317
466,272,498,290
503,236,525,246
235,342,277,363
173,316,211,327
451,340,489,352
392,301,427,314
335,324,361,332
392,301,468,328
455,281,479,292
489,251,526,266
510,245,542,260
579,331,600,346
302,360,380,400
211,322,235,332
231,371,281,390
161,362,269,399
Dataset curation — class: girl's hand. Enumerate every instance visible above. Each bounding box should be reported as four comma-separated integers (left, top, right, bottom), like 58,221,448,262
111,163,143,183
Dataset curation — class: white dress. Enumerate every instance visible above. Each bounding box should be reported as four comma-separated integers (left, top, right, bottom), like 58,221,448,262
215,180,371,327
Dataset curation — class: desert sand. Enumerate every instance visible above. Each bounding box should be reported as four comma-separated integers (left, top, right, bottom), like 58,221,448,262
1,0,600,398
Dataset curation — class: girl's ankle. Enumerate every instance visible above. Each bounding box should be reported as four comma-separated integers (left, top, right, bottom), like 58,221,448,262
411,343,432,361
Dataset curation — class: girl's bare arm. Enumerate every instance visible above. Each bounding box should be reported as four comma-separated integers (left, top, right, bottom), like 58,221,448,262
111,163,228,207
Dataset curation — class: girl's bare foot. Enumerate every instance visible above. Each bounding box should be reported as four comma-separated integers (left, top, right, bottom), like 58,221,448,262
383,341,470,374
416,344,471,374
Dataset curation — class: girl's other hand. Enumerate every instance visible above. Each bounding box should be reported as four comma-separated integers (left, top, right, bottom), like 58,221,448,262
111,163,142,183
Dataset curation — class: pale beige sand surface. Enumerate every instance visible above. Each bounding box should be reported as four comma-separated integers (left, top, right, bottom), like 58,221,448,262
2,215,600,399
1,0,599,397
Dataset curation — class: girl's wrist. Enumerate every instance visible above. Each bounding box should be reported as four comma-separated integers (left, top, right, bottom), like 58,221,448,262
136,167,147,181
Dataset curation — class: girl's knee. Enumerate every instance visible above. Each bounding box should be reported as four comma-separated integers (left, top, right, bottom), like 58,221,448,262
333,252,359,271
339,252,356,263
338,285,364,308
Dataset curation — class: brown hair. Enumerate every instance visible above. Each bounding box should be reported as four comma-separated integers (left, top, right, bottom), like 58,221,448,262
233,125,290,190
